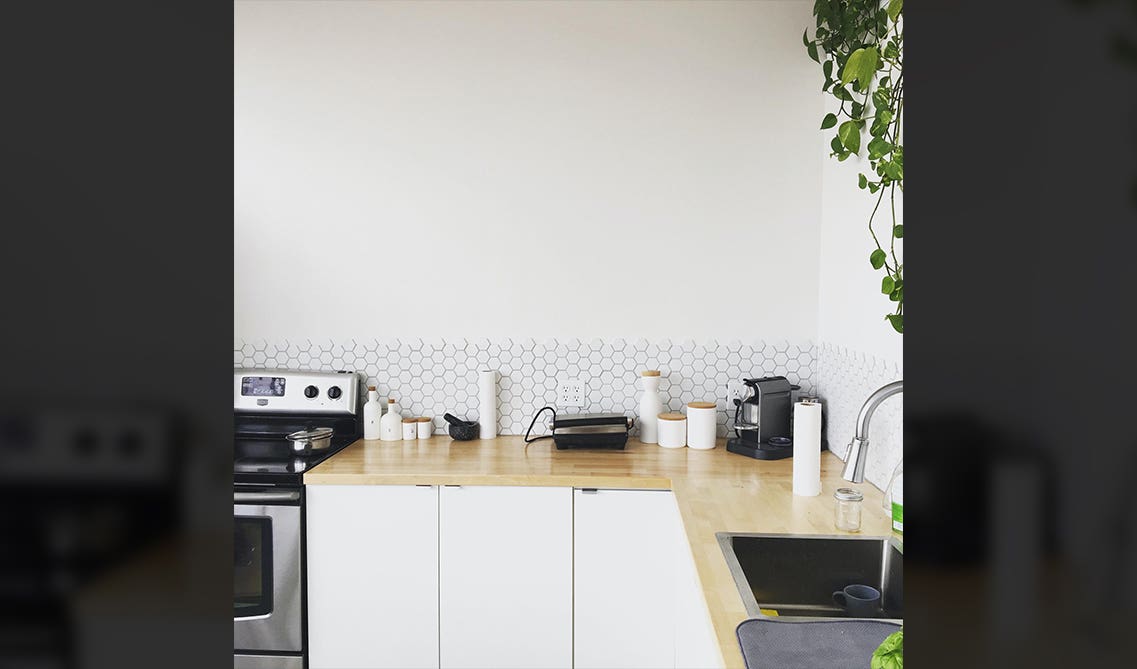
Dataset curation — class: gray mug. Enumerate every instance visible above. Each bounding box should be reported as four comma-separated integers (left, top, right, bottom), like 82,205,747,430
832,584,881,616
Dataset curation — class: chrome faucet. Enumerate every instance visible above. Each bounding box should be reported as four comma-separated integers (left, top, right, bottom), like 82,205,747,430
842,380,903,483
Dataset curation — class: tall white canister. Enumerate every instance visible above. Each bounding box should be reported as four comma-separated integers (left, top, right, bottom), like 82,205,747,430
686,401,718,450
638,370,664,444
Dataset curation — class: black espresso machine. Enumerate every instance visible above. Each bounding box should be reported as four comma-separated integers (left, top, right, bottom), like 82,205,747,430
726,376,827,460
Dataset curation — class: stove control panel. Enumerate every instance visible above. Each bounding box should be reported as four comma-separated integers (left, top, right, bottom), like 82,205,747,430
234,369,361,414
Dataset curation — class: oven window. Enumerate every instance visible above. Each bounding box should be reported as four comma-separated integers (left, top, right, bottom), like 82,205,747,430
234,516,273,617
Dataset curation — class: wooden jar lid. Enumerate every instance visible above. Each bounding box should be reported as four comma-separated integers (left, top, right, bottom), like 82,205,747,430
402,417,418,424
641,370,661,377
658,412,686,421
688,401,716,409
387,398,396,403
368,385,377,391
415,416,432,422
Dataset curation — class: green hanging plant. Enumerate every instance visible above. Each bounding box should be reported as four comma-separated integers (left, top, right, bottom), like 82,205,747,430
805,0,904,334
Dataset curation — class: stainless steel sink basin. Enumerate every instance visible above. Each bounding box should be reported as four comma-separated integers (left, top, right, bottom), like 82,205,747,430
717,533,902,622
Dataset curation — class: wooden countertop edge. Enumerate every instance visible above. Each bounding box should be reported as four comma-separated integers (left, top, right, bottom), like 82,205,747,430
303,473,674,489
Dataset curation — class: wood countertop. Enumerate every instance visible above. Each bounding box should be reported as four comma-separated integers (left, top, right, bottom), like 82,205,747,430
305,435,894,668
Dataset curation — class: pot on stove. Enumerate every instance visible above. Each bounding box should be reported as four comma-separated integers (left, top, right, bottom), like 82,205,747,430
286,427,333,453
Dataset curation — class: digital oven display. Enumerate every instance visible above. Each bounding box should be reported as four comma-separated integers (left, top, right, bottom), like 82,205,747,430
241,376,286,397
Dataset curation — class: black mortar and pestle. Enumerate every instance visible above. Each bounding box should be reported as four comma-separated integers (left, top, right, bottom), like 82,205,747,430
443,413,480,441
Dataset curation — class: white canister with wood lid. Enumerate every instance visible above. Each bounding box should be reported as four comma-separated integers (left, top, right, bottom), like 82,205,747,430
686,401,717,450
638,370,664,443
657,412,687,449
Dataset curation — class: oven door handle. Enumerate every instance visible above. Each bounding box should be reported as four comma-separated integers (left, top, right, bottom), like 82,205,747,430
234,490,301,503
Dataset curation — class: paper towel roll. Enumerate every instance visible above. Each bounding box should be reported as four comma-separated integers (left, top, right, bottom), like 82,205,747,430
792,400,822,496
478,369,497,439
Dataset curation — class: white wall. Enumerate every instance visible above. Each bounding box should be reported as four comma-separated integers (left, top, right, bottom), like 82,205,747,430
234,0,821,342
815,97,903,491
816,98,903,364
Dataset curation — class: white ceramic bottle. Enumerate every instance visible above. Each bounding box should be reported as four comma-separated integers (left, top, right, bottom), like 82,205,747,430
362,385,381,440
379,397,402,441
638,370,664,444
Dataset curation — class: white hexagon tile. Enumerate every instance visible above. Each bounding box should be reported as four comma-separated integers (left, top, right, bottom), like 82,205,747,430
815,342,903,491
234,337,816,438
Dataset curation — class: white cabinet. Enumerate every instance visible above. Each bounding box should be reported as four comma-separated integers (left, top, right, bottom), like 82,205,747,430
306,484,439,669
573,488,677,669
439,485,572,669
672,500,724,669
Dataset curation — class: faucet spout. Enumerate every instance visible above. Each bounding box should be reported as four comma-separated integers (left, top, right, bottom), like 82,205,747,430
841,380,903,483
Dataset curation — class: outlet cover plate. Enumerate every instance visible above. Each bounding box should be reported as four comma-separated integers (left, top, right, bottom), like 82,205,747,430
727,380,748,403
557,379,586,408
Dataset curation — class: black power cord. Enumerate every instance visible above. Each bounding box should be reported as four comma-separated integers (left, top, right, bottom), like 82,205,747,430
523,405,557,446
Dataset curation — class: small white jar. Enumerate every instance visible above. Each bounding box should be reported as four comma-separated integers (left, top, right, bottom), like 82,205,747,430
686,401,717,450
657,412,687,449
402,418,419,440
416,417,432,439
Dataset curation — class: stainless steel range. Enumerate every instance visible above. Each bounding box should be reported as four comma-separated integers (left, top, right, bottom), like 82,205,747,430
233,369,362,669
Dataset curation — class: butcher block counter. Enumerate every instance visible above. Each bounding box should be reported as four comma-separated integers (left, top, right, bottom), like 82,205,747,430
305,435,893,668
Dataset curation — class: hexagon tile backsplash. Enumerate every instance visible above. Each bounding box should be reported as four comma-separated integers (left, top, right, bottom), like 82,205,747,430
815,342,903,491
234,337,816,438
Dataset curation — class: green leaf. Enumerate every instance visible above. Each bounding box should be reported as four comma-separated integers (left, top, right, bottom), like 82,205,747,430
887,0,904,23
823,60,832,79
841,46,880,89
858,173,868,189
885,313,904,334
832,85,854,102
851,101,864,118
881,275,895,294
802,29,810,48
870,249,887,269
868,137,891,159
820,113,838,129
871,629,903,669
838,120,861,154
830,136,845,155
807,41,819,63
893,224,904,238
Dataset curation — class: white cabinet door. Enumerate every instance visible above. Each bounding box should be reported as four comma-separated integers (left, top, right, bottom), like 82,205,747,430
306,484,439,669
439,485,572,669
672,498,724,669
574,488,677,669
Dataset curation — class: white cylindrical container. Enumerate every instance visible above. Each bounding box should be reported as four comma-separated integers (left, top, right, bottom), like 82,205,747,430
363,386,381,440
686,401,717,450
416,416,432,439
402,417,418,441
379,398,402,441
657,412,686,449
638,370,664,444
478,369,497,439
792,399,823,496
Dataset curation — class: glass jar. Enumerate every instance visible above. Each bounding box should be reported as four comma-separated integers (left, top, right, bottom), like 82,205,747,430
834,487,864,532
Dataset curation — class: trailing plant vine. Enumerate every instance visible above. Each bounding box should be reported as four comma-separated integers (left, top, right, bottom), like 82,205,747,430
805,0,904,333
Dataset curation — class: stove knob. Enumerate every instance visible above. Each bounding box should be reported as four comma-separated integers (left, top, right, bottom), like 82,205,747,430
304,385,319,398
327,386,342,400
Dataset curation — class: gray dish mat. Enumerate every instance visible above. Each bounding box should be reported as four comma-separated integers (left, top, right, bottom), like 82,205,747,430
736,618,901,669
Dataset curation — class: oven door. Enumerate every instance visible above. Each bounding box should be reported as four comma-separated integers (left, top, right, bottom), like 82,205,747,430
234,489,302,653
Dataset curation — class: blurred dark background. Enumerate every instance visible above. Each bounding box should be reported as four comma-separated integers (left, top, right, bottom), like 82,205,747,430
907,0,1137,666
1,2,232,668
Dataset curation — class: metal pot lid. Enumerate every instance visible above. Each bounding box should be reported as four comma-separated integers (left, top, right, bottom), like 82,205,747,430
287,427,333,441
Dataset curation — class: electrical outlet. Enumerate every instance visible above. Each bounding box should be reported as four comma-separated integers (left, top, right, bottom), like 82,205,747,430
726,380,747,403
557,379,586,408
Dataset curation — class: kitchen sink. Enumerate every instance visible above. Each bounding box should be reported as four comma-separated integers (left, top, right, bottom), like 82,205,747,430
716,533,902,622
